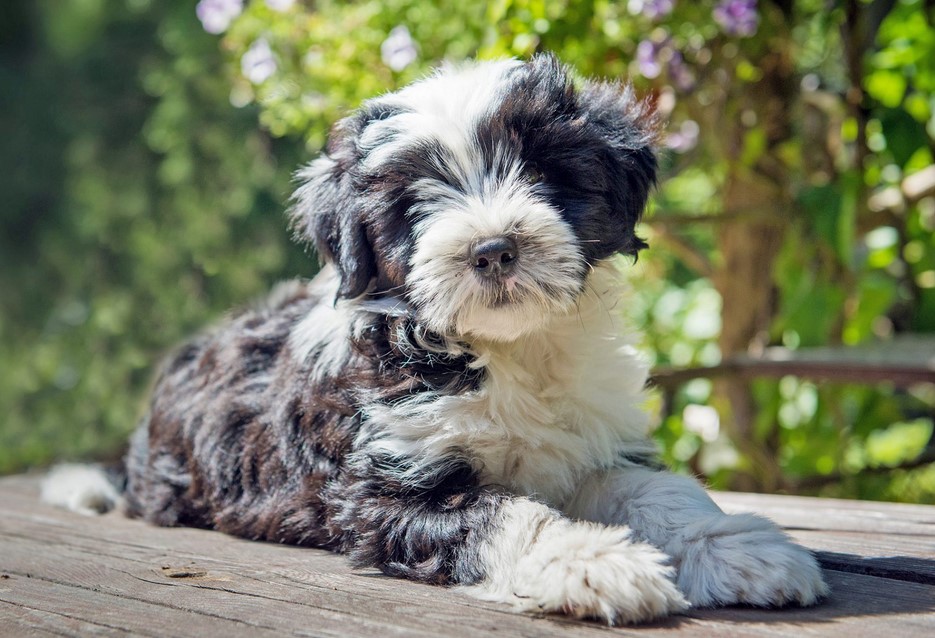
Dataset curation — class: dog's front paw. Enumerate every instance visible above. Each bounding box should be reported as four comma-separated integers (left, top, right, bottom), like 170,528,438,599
512,522,689,624
672,513,829,608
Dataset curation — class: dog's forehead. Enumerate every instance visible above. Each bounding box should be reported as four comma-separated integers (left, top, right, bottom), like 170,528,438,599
385,59,524,122
356,59,542,180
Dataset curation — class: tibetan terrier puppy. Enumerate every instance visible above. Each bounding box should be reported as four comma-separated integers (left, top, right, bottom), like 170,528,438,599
44,54,827,624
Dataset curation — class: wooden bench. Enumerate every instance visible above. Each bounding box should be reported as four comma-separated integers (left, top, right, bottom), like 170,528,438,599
1,474,934,636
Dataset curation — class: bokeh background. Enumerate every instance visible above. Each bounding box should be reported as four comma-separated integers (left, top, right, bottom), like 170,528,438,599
2,0,934,501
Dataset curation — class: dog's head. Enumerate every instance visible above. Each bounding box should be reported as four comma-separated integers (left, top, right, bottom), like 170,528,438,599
291,54,658,342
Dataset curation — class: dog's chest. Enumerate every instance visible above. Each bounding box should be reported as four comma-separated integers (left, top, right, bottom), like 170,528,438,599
370,328,651,507
466,342,644,504
468,356,594,503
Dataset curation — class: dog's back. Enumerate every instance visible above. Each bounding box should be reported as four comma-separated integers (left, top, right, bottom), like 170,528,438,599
123,278,342,544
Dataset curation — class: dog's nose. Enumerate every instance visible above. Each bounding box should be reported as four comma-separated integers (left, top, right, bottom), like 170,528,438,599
471,236,518,276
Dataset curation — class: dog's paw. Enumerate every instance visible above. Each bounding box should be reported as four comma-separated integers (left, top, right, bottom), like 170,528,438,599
671,513,829,608
510,522,688,624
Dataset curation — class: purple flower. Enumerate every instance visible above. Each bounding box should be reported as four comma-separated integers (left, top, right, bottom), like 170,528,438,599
667,50,696,92
265,0,295,10
381,26,418,72
713,0,760,37
196,0,243,35
636,39,664,79
628,0,675,20
637,35,696,92
241,38,277,84
667,119,700,153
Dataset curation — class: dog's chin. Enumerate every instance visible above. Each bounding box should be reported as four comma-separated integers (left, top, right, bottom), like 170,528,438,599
451,287,577,343
454,304,549,342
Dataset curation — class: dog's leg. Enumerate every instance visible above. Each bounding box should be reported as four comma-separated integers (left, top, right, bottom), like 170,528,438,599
334,460,687,624
565,466,829,608
459,497,688,624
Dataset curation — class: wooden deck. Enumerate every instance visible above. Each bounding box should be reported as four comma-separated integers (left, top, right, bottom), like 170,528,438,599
2,474,934,637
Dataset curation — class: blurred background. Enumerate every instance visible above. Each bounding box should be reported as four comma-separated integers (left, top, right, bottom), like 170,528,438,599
2,0,934,502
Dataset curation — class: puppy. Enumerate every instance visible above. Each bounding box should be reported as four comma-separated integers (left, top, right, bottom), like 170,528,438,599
43,54,827,624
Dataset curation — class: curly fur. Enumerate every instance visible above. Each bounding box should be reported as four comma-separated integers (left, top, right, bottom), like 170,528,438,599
42,54,827,624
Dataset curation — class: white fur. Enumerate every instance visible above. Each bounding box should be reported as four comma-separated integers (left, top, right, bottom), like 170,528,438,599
566,466,829,607
460,498,688,624
288,266,364,369
357,59,591,344
361,264,656,506
407,169,586,342
40,464,120,516
360,59,522,184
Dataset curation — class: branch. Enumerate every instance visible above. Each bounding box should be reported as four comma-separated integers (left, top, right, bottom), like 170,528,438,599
647,208,787,227
648,224,714,277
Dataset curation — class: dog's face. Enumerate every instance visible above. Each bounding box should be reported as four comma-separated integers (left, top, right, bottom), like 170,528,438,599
292,54,657,342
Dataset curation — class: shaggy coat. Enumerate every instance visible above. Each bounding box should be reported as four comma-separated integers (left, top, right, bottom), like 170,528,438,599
44,55,827,624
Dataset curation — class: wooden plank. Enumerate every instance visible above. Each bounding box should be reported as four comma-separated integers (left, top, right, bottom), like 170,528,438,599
0,534,549,638
0,477,637,638
3,475,935,636
0,577,284,638
0,603,72,638
685,570,935,637
713,491,935,537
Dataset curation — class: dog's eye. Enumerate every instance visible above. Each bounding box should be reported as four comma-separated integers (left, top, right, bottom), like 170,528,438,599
522,163,544,185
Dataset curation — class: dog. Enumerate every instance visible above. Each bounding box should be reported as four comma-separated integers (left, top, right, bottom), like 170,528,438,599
42,54,827,624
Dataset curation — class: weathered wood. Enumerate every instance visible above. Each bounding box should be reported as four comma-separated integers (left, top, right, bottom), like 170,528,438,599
2,475,935,636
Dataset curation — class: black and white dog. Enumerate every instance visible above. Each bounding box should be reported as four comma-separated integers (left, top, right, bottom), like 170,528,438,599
43,54,827,624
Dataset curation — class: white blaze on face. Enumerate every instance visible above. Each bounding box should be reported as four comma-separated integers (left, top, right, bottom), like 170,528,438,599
407,169,585,342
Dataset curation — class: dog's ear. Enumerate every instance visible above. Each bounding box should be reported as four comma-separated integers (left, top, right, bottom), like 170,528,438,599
290,118,378,300
578,81,659,255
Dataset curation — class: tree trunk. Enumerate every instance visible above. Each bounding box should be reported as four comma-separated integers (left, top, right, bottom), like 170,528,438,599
715,175,786,491
713,42,795,492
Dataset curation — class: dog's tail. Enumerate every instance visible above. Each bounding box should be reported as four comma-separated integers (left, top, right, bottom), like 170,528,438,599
40,462,126,516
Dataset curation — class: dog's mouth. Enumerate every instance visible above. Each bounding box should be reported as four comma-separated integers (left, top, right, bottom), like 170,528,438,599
475,273,526,308
487,277,526,308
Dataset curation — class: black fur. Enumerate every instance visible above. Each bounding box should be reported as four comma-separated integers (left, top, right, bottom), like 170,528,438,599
124,281,499,580
333,452,508,584
478,55,656,263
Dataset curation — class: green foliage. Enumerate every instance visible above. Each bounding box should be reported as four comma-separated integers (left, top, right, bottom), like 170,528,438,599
3,0,934,502
0,0,309,471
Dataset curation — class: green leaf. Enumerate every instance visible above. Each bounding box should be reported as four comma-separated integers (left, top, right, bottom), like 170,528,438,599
879,108,928,167
866,69,907,109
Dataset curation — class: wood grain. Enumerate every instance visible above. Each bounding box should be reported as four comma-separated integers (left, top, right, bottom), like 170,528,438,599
2,475,934,636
